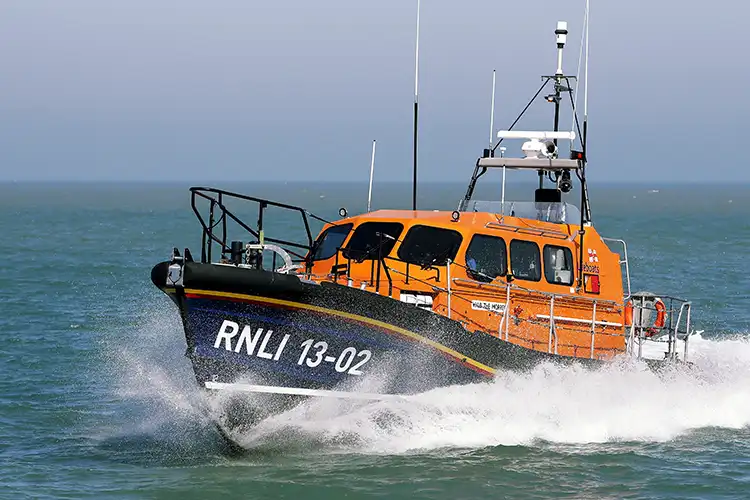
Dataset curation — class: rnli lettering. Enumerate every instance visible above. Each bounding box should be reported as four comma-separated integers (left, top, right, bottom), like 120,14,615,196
214,320,290,362
214,320,239,350
212,320,371,375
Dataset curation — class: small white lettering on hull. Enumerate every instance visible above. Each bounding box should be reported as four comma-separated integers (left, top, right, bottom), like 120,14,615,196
471,300,506,313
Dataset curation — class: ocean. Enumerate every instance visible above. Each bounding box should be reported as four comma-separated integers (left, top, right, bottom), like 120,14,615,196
1,181,749,499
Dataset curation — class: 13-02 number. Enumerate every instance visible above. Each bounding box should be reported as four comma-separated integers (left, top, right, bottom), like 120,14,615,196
297,339,371,375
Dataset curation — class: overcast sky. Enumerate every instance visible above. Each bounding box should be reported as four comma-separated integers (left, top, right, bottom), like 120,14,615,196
0,0,746,183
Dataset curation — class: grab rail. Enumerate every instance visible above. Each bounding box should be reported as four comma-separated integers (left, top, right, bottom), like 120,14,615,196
625,294,693,361
323,245,692,362
190,187,328,266
451,278,626,357
602,237,631,300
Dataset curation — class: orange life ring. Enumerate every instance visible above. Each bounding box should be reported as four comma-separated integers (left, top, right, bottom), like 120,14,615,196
624,297,667,337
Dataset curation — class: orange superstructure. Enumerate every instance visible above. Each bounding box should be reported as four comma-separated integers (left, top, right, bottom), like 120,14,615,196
303,208,626,360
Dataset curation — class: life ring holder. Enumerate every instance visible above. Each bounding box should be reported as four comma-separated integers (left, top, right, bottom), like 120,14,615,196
624,296,667,337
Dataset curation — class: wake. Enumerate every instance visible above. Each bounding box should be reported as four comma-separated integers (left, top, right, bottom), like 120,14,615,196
104,304,750,454
231,333,750,452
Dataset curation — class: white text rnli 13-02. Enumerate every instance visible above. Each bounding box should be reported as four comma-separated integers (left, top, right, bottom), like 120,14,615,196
212,320,372,376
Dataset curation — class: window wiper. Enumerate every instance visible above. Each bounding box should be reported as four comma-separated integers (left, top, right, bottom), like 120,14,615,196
346,236,394,263
365,232,396,261
418,247,452,269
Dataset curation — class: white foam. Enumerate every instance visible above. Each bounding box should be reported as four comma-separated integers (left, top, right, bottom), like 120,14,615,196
100,304,217,437
232,333,750,453
105,306,750,453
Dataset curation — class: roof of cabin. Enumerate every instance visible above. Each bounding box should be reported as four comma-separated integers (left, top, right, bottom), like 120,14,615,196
340,209,586,239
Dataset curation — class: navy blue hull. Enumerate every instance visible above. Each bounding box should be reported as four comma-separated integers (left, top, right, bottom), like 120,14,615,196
151,261,605,439
183,292,488,396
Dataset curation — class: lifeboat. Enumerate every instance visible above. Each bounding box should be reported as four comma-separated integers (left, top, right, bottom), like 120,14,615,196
149,17,697,442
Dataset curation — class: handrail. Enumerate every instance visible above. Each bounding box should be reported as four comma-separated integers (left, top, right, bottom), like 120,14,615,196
451,278,621,307
485,221,572,240
602,237,631,300
323,245,693,361
548,295,556,354
190,187,323,265
590,300,597,359
624,295,693,361
682,302,692,362
453,276,627,356
447,259,452,319
452,277,624,357
324,246,636,358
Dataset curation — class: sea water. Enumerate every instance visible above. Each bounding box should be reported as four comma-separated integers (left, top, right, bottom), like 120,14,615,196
1,181,748,499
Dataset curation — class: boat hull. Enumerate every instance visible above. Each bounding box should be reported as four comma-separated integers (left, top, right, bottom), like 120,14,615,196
151,261,600,437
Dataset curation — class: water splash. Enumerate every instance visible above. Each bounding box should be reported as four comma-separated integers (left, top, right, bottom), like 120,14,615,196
103,303,750,454
92,298,225,455
232,333,750,453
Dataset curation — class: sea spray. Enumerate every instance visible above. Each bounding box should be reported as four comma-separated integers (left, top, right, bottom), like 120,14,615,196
94,297,223,451
233,333,750,453
102,302,750,454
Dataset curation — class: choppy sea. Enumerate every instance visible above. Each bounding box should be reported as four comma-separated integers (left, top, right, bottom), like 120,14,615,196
1,181,749,499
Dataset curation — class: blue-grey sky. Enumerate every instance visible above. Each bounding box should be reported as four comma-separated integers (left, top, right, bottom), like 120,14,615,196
0,0,746,183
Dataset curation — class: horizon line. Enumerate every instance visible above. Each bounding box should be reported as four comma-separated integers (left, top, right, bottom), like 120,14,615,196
1,179,747,186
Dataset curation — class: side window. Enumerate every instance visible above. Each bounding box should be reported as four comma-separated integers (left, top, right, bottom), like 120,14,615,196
310,223,353,261
510,240,541,282
465,234,507,283
544,245,574,286
397,225,463,266
342,222,403,261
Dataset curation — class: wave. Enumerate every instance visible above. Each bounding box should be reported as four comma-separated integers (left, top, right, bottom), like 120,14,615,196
103,304,750,454
228,333,750,452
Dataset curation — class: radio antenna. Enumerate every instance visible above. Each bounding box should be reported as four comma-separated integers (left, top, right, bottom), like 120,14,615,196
571,1,585,138
583,0,590,154
367,140,377,212
488,69,497,150
411,0,421,211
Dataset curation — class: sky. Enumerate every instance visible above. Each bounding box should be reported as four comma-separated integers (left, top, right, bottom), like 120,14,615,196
0,0,747,183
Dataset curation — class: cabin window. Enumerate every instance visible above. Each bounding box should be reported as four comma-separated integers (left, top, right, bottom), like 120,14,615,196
544,245,574,286
510,240,541,282
465,234,507,283
310,223,353,261
342,222,403,261
397,225,463,266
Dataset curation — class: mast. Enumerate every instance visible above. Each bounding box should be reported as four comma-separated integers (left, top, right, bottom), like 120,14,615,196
553,21,568,142
577,0,591,290
543,21,568,189
463,15,589,211
411,0,421,211
488,69,496,151
583,0,590,167
578,0,591,224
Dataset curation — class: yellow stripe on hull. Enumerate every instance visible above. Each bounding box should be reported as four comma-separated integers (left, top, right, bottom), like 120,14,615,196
183,288,496,376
